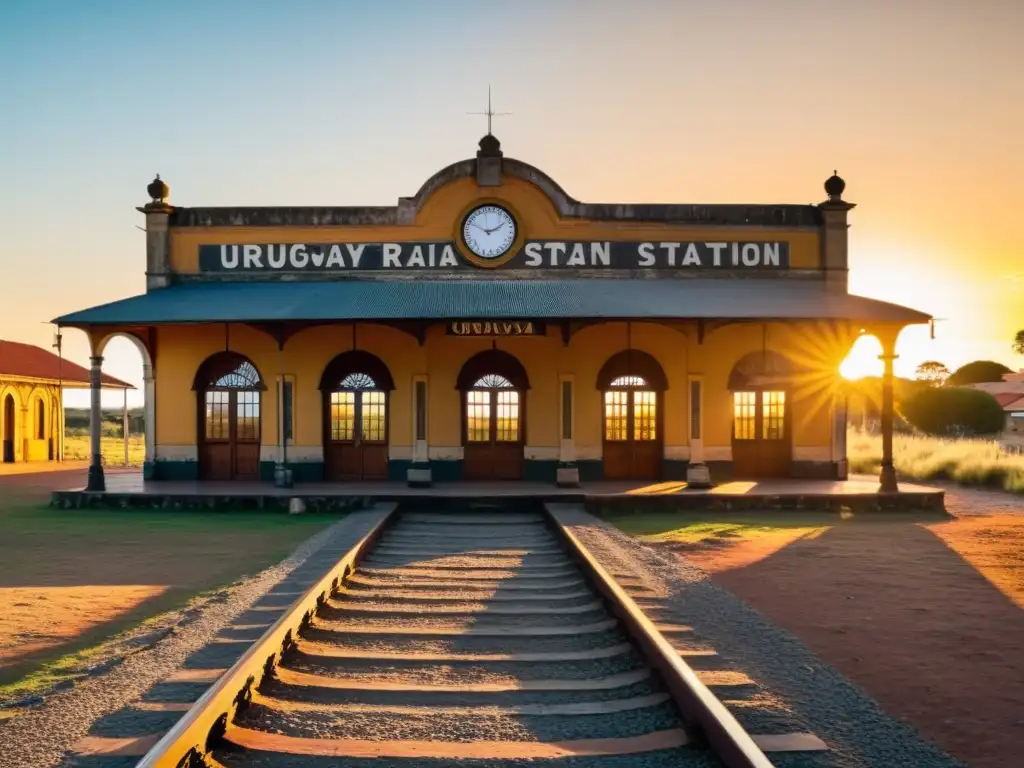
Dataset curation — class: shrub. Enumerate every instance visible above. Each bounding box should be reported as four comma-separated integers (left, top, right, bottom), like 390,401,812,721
946,360,1013,386
898,386,1006,436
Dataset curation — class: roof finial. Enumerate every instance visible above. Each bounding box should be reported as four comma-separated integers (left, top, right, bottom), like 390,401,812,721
467,85,511,136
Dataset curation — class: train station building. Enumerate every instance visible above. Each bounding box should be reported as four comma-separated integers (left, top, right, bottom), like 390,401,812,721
55,134,929,492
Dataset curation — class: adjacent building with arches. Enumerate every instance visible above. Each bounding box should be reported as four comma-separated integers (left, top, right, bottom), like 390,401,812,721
0,339,132,465
53,135,931,491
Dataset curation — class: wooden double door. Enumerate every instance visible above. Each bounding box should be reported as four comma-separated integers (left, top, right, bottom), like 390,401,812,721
324,388,388,481
462,375,524,481
200,389,261,480
603,387,662,480
731,389,792,478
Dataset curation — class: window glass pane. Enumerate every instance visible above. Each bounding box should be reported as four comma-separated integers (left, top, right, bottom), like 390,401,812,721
236,391,260,441
213,361,261,389
415,381,427,441
205,391,229,440
762,390,786,440
496,390,519,442
466,390,490,442
633,391,657,441
474,374,513,389
361,391,387,442
604,390,628,441
733,391,757,440
610,375,648,388
561,381,572,440
340,372,376,389
689,380,701,440
330,391,355,441
282,381,293,441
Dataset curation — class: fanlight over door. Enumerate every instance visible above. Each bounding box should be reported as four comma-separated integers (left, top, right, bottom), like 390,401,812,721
325,372,389,481
602,374,662,480
463,373,524,480
198,356,263,481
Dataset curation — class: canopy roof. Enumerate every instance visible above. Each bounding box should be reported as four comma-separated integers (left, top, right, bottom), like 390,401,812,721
53,279,931,327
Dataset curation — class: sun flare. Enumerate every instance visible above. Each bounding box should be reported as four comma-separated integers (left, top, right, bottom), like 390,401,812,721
840,335,884,381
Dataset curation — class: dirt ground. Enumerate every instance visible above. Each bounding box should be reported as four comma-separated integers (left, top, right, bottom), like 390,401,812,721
646,488,1024,768
0,469,335,691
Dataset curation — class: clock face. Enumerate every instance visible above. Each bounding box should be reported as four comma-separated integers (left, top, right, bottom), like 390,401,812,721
462,205,517,260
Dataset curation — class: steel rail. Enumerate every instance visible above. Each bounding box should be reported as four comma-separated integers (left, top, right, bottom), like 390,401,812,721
546,512,775,768
135,507,396,768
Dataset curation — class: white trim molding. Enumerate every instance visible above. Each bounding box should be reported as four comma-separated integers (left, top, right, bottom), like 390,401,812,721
428,445,464,461
794,446,831,461
663,445,691,461
704,446,732,461
525,446,559,461
155,444,197,461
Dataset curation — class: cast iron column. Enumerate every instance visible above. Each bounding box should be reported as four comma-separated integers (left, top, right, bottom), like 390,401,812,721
86,355,106,492
878,346,899,493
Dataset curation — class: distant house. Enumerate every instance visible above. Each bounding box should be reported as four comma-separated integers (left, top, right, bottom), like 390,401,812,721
969,371,1024,436
0,339,133,464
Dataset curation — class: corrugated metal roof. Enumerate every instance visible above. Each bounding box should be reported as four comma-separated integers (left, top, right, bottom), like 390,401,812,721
53,279,931,326
0,340,134,388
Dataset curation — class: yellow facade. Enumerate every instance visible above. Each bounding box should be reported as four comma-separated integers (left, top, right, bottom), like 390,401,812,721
148,317,851,480
58,135,929,486
167,177,822,275
0,378,62,463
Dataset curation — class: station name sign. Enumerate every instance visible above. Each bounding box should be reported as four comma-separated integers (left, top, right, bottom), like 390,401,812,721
448,321,544,336
198,241,790,271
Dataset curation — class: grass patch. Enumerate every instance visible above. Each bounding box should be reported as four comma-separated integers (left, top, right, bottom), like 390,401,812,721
0,501,339,690
600,509,837,545
847,428,1024,493
63,434,145,467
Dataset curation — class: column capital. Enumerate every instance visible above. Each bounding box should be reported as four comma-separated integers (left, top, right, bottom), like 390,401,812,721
89,355,104,366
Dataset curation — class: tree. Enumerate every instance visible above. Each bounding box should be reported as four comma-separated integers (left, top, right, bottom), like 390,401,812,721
899,387,1006,436
946,360,1013,386
915,360,950,386
1014,329,1024,356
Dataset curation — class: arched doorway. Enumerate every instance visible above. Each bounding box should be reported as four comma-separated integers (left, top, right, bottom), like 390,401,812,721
457,350,529,481
598,350,666,480
729,351,793,478
194,352,264,481
2,394,14,463
319,351,394,481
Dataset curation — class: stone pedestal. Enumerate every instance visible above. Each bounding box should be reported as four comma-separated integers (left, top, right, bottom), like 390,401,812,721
686,462,712,489
274,465,294,489
556,466,580,488
407,466,432,488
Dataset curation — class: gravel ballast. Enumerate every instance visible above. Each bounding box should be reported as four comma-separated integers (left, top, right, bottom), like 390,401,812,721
0,507,391,768
549,504,968,768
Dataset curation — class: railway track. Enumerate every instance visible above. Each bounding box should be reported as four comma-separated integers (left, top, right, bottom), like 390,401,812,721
137,503,818,767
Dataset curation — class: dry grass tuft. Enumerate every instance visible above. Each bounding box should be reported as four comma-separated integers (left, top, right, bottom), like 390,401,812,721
848,428,1024,493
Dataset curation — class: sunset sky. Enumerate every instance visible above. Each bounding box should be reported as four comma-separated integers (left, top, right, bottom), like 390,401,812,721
2,0,1022,407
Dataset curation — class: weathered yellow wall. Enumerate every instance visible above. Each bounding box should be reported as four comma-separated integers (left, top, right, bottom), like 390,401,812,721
152,319,840,461
168,176,822,273
0,379,60,462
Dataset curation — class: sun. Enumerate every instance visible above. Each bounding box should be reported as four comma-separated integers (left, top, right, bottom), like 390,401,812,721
840,335,884,380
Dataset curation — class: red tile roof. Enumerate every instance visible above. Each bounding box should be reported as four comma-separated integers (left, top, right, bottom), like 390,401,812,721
993,392,1023,408
0,340,134,389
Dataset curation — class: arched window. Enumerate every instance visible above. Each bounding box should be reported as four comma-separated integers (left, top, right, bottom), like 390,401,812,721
457,350,529,481
193,352,265,481
319,352,394,481
36,397,45,440
597,351,667,480
728,351,794,478
467,373,518,443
